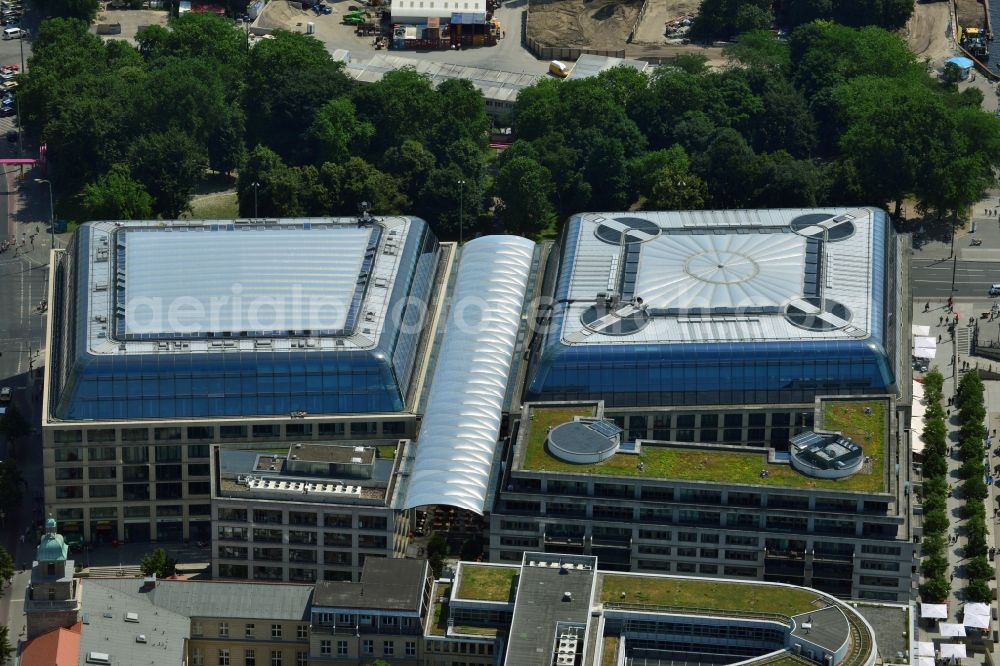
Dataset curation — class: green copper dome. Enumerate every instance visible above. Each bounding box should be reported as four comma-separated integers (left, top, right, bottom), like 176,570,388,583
36,533,68,562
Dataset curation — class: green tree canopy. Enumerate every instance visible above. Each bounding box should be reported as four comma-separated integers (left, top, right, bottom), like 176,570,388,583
80,164,154,221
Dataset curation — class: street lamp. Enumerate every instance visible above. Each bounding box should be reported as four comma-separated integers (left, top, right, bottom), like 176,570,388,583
35,179,53,249
251,181,260,219
457,179,465,245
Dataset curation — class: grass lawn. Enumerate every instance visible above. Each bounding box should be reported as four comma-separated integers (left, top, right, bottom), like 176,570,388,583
602,637,619,666
521,400,886,492
429,583,451,636
456,565,518,602
601,575,820,616
520,406,597,471
186,190,239,220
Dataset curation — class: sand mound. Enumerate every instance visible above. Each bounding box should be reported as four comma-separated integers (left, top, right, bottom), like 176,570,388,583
528,0,643,50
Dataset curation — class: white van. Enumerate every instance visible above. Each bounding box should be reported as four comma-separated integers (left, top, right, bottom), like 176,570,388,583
2,27,24,39
990,284,1000,297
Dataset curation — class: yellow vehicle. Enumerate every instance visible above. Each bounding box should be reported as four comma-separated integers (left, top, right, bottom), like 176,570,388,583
548,60,570,77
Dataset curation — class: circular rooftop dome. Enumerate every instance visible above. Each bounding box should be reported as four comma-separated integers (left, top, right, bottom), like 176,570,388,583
784,297,852,332
547,419,622,464
594,216,661,245
789,431,864,479
580,303,651,336
790,213,856,241
684,249,760,285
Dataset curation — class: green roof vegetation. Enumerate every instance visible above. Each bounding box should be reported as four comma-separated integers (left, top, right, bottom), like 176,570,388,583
521,406,597,470
457,564,519,602
521,400,886,493
601,575,821,616
376,445,397,460
602,637,619,666
428,583,451,636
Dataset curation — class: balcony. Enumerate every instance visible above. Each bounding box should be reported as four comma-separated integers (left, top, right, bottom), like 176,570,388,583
543,533,585,547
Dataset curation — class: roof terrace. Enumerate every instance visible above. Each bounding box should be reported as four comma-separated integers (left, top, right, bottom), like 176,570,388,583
600,574,823,617
518,401,886,493
455,564,518,603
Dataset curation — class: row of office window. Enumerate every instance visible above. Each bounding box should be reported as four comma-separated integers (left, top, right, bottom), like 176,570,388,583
318,639,418,656
51,421,407,444
192,649,306,666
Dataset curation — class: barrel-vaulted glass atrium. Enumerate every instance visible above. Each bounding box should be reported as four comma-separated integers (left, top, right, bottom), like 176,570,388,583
49,217,439,420
524,208,900,407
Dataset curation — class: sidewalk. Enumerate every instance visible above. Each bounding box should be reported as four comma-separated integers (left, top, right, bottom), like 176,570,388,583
915,294,1000,664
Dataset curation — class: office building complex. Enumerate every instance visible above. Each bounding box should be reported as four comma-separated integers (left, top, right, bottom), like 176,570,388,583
42,216,446,544
212,440,413,584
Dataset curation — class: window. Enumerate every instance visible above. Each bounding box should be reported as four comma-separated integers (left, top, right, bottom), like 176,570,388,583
245,623,255,639
155,445,181,462
219,649,230,666
219,621,229,638
89,485,117,498
191,621,203,636
271,624,282,639
187,427,213,441
154,427,181,441
296,625,308,639
192,648,203,666
270,651,282,666
320,641,332,656
406,641,417,656
244,649,255,666
253,424,280,439
383,641,394,656
295,653,307,666
121,428,147,442
362,639,373,654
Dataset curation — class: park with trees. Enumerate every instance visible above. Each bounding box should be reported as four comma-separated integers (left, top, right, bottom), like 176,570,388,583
14,11,1000,243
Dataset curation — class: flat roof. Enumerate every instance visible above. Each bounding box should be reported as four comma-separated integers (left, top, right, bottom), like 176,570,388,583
313,558,427,612
555,209,880,345
791,606,849,652
517,401,887,493
346,55,541,104
292,443,376,465
505,558,596,666
86,577,314,621
599,574,823,616
565,54,650,80
122,225,374,337
455,564,519,602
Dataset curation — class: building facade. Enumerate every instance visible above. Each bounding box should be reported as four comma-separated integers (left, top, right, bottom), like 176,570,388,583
42,216,449,545
212,441,414,584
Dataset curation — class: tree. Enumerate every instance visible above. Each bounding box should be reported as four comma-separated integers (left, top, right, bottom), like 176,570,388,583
0,404,29,441
964,556,993,582
694,128,758,207
80,164,154,221
0,546,13,589
246,30,352,163
139,548,176,578
921,550,948,579
129,130,207,218
921,575,950,603
965,579,993,604
922,508,949,536
307,98,375,166
0,626,11,666
426,534,447,578
0,461,22,509
38,0,99,22
494,156,555,237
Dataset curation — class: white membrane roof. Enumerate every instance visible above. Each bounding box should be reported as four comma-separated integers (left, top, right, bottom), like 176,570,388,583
634,233,806,309
403,235,535,514
123,226,373,336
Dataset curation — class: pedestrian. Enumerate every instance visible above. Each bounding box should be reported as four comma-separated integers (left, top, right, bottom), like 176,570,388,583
926,302,930,312
939,334,943,342
940,316,944,325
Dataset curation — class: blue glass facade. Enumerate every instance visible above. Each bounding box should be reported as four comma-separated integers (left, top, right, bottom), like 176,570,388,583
50,220,439,420
524,211,897,408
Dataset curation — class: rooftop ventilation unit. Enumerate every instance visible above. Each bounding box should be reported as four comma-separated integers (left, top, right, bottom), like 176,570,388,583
124,612,139,623
86,652,112,665
562,591,573,602
136,635,147,643
351,457,363,464
295,443,303,448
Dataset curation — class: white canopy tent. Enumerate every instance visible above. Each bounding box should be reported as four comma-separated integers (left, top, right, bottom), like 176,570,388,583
940,643,968,659
915,641,935,657
912,324,931,336
963,602,991,629
916,657,935,666
940,623,967,637
921,603,949,619
914,335,937,360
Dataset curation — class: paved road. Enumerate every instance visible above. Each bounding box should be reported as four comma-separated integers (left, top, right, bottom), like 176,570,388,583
911,258,1000,299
